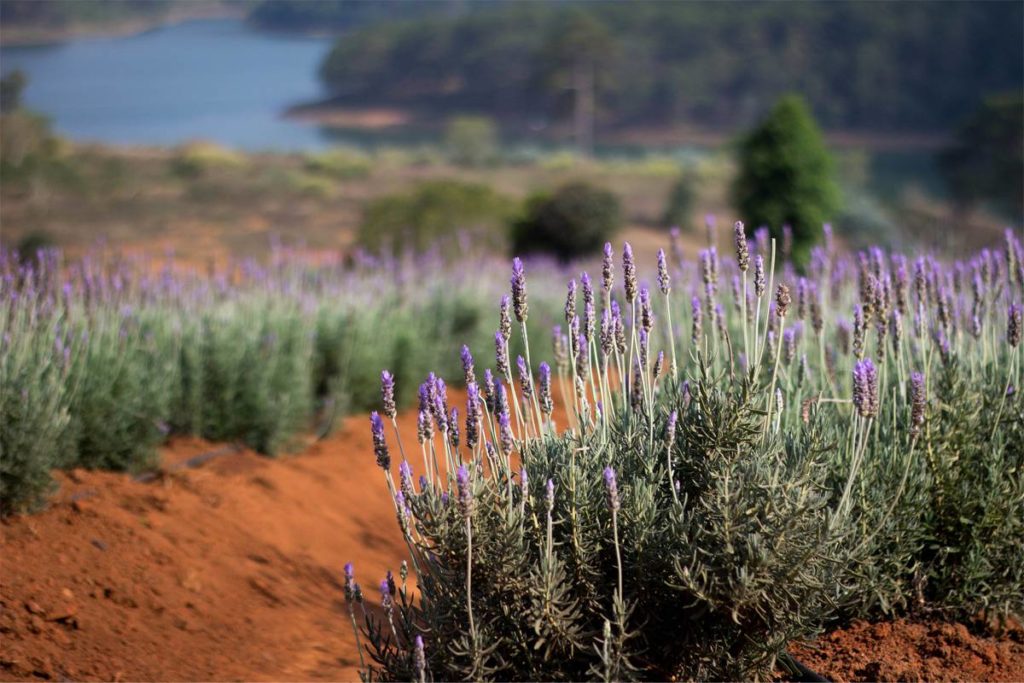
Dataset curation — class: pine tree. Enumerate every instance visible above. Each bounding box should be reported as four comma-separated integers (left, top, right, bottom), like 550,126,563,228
733,95,841,265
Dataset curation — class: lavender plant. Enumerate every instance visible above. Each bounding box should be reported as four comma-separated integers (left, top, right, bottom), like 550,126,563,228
351,227,1023,680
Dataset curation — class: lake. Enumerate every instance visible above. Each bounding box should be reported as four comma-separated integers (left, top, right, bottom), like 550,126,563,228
0,19,334,150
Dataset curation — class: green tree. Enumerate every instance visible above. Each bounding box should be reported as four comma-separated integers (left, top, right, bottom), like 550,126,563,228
732,95,841,265
512,181,621,261
0,70,27,114
444,115,499,167
938,93,1024,217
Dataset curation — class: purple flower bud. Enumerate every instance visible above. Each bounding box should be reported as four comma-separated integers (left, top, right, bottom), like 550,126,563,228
545,478,555,511
657,249,671,294
495,330,510,378
775,283,791,317
538,362,553,417
517,355,533,399
639,286,653,332
852,358,879,419
909,371,926,438
344,562,355,601
691,296,703,345
603,466,620,513
511,257,528,323
666,410,678,452
565,279,577,324
414,635,426,680
623,243,637,302
499,295,512,342
456,464,473,517
380,370,397,419
370,412,390,470
1009,303,1022,348
734,221,749,272
380,578,392,612
417,409,433,445
520,467,528,497
466,382,481,450
399,460,414,497
499,410,514,454
460,346,476,386
602,242,614,294
448,407,460,450
754,255,766,298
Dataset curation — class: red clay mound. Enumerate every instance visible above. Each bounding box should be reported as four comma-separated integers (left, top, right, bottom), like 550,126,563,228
2,397,1022,681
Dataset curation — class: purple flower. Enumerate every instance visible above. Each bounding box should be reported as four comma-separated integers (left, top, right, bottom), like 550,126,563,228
380,370,396,420
517,355,533,398
754,255,766,298
465,383,481,450
344,562,355,602
565,279,577,324
602,242,614,294
666,410,678,452
511,257,528,323
623,243,637,302
499,410,514,454
520,467,528,497
456,464,473,517
545,478,555,511
852,358,879,419
495,330,510,378
538,362,553,417
448,407,460,450
657,249,671,294
370,412,390,470
909,371,926,438
416,409,433,445
399,460,414,497
414,636,426,680
691,296,703,345
639,286,653,332
380,578,392,612
734,221,749,272
499,295,512,342
1009,303,1022,348
603,466,620,513
460,346,476,386
775,283,791,317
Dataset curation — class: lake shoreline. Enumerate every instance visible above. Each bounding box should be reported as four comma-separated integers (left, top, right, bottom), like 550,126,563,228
286,99,950,152
0,5,246,48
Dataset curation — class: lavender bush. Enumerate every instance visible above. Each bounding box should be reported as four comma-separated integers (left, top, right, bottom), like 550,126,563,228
0,242,565,514
352,225,1023,680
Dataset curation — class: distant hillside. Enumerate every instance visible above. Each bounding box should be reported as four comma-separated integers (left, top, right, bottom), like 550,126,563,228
314,1,1022,133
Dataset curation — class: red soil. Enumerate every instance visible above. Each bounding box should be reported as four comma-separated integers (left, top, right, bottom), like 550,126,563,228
2,397,1022,681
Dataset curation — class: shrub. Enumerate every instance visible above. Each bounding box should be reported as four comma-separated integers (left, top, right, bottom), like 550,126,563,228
346,234,1024,680
359,180,515,252
511,182,621,260
169,141,245,179
732,95,841,265
661,168,698,228
444,116,499,167
303,147,372,180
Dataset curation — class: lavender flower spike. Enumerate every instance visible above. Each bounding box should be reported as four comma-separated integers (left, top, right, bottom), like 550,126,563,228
370,411,390,470
909,371,926,438
413,636,426,682
460,345,476,386
657,249,671,294
623,243,637,302
538,362,553,417
343,562,355,602
511,257,528,323
456,464,473,517
1009,303,1022,348
602,242,614,293
603,466,621,513
734,221,749,272
545,478,555,511
380,371,396,419
499,410,514,455
754,255,766,298
852,358,879,419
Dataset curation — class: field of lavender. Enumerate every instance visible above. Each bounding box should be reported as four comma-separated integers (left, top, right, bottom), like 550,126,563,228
348,226,1024,680
2,223,1023,679
0,242,566,514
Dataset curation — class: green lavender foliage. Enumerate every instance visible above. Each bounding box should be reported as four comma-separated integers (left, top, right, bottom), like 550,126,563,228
0,246,566,514
354,229,1024,680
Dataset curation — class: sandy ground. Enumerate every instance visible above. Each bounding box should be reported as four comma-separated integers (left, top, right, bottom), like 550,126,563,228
2,395,1022,682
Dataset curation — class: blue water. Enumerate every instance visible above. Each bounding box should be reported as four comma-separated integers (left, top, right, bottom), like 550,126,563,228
0,19,334,150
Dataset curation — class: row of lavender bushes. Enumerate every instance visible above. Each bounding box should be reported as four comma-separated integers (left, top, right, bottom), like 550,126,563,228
0,243,565,515
349,225,1023,680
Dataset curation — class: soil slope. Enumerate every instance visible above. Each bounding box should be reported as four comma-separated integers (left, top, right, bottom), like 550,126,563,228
2,398,1022,681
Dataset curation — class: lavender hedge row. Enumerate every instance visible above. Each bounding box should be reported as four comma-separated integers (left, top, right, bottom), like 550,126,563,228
0,245,565,514
349,224,1023,680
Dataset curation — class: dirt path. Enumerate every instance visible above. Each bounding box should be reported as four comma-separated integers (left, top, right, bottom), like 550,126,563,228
2,395,1023,681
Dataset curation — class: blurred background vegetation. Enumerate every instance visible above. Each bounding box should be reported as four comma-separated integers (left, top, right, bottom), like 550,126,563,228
0,0,1020,264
